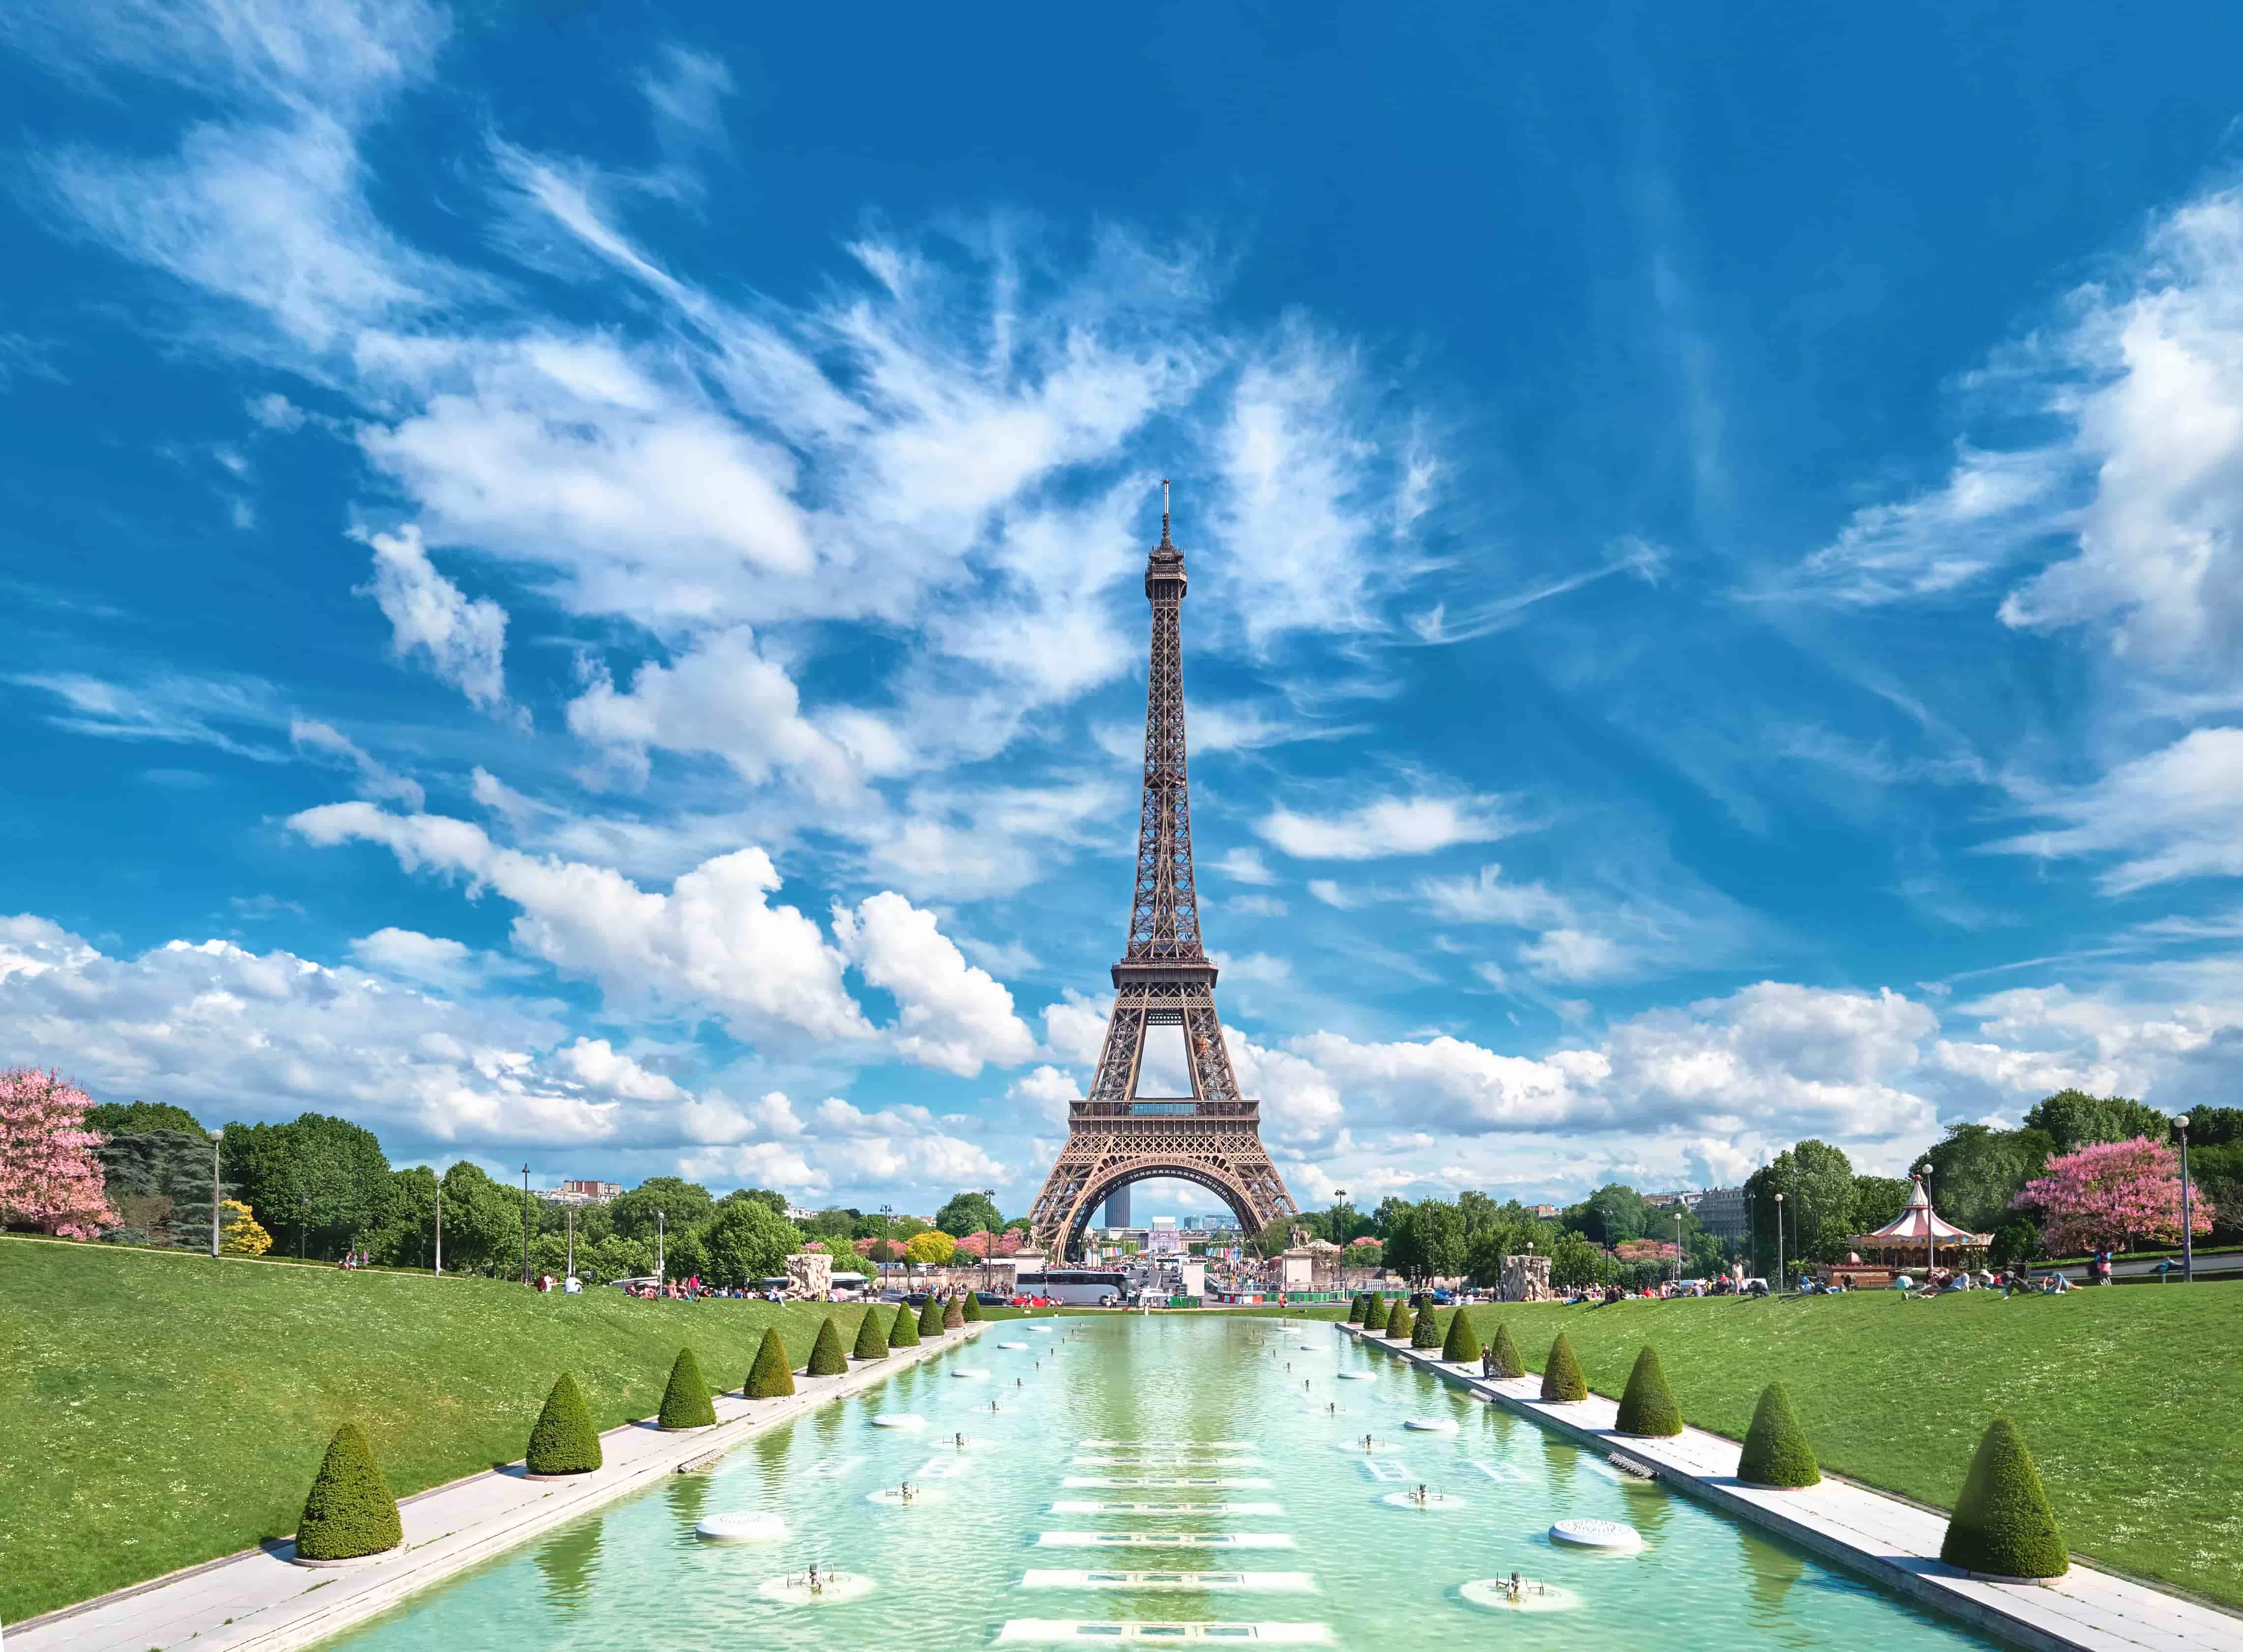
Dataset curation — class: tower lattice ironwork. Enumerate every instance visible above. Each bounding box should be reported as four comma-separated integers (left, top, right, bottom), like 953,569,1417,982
1025,487,1299,1259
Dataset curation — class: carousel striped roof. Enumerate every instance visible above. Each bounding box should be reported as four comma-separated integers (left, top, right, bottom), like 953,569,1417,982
1856,1177,1990,1245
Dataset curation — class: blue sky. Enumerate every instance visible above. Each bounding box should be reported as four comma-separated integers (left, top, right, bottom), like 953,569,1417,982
8,0,2243,1217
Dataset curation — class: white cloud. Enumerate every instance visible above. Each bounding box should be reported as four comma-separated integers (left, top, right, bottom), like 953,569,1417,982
290,716,423,809
553,1036,682,1103
349,925,472,988
1007,1064,1078,1126
1306,879,1362,909
1209,847,1277,885
831,890,1036,1077
10,670,285,760
1258,792,1512,860
1040,992,1110,1066
1418,862,1574,928
1791,446,2070,604
1989,727,2243,890
289,802,869,1042
359,524,511,712
1227,894,1288,918
1517,927,1630,984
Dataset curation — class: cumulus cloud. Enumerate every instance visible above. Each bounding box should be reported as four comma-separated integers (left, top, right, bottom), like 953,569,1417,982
289,802,869,1042
1258,792,1513,860
359,524,511,712
831,890,1036,1076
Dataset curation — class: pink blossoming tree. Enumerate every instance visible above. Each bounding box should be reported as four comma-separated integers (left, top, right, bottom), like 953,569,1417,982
0,1067,117,1239
2014,1135,2212,1256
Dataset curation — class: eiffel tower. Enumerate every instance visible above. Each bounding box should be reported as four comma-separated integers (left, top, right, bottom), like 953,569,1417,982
1025,485,1299,1259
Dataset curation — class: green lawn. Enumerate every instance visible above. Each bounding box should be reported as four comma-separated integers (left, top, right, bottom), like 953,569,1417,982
0,1238,1028,1623
1446,1291,2243,1608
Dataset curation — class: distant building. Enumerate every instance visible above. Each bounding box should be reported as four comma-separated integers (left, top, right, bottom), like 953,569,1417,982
1695,1186,1748,1241
540,1180,622,1206
1531,1203,1559,1219
785,1203,819,1222
1643,1190,1703,1210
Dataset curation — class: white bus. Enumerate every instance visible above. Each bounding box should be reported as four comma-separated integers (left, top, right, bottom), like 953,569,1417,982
1017,1267,1131,1306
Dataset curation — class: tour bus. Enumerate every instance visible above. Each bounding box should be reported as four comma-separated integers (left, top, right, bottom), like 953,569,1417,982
1014,1267,1131,1307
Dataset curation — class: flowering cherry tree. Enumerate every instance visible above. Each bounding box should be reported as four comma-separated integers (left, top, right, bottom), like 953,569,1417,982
2015,1135,2213,1255
0,1067,117,1239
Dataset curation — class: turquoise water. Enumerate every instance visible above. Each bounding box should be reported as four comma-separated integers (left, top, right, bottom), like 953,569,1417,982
331,1316,2004,1650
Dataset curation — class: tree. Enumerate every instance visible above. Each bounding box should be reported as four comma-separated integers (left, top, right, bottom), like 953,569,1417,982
656,1349,717,1429
1486,1321,1524,1380
608,1178,716,1242
1384,1299,1414,1341
1941,1416,2067,1579
906,1229,957,1267
1440,1307,1481,1363
961,1289,984,1321
433,1161,526,1277
1566,1184,1647,1247
2023,1091,2168,1156
2015,1137,2211,1255
0,1068,115,1239
1388,1200,1466,1281
852,1307,890,1359
1614,1345,1682,1437
807,1317,849,1376
747,1328,795,1397
917,1294,944,1336
1253,1215,1294,1259
1743,1139,1859,1269
1738,1383,1819,1487
97,1129,225,1248
221,1199,272,1255
295,1422,401,1560
1922,1123,2055,1235
1539,1333,1586,1402
85,1099,205,1136
935,1191,1003,1239
525,1373,602,1475
1546,1229,1600,1289
703,1198,799,1287
890,1301,922,1347
1411,1302,1445,1349
1347,1293,1367,1324
1848,1176,1912,1237
943,1294,965,1329
222,1114,393,1259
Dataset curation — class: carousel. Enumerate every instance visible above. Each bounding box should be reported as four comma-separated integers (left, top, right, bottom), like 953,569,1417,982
1824,1177,1992,1289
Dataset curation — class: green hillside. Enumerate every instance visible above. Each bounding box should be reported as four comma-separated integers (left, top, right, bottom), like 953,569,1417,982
0,1237,1018,1622
1449,1291,2243,1608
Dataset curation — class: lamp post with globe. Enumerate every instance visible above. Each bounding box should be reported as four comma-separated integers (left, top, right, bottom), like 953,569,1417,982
2175,1116,2195,1283
1773,1191,1784,1293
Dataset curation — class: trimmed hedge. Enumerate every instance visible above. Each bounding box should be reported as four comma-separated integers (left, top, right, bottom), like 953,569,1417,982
1738,1381,1819,1488
918,1296,944,1336
891,1301,922,1347
1614,1344,1682,1437
1362,1295,1387,1332
1347,1294,1367,1325
807,1316,849,1377
1411,1303,1445,1350
943,1295,965,1329
1539,1332,1587,1402
852,1307,890,1360
747,1328,795,1398
524,1371,601,1475
656,1348,717,1429
1486,1320,1524,1379
1441,1307,1481,1363
294,1422,402,1560
1385,1299,1414,1342
962,1291,984,1322
1941,1416,2069,1580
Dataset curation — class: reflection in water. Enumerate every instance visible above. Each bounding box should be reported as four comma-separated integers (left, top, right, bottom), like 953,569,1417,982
1742,1526,1806,1622
662,1467,711,1532
532,1519,602,1614
1543,1428,1577,1488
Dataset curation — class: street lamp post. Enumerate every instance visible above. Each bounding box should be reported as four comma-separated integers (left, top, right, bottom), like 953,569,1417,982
1918,1162,1935,1280
981,1186,997,1295
521,1164,533,1287
208,1129,224,1258
656,1209,666,1283
1333,1188,1347,1299
566,1204,575,1286
434,1174,443,1276
2175,1116,2195,1283
1674,1209,1683,1289
1773,1192,1784,1292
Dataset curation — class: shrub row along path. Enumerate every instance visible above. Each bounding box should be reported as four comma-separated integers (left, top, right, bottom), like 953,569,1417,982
1350,1321,2243,1652
10,1316,989,1652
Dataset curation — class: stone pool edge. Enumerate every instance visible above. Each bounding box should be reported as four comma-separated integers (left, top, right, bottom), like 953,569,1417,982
10,1320,993,1652
1344,1322,2243,1652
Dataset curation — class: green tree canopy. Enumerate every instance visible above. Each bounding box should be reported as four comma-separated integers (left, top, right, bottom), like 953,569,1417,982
608,1177,715,1241
1387,1200,1466,1280
702,1197,800,1287
2023,1091,2167,1155
935,1191,1003,1237
1566,1183,1648,1246
1922,1123,2056,1235
1743,1139,1859,1268
87,1099,205,1136
223,1113,394,1259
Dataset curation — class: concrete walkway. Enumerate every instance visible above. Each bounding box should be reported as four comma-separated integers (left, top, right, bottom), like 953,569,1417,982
8,1321,989,1652
1347,1323,2243,1652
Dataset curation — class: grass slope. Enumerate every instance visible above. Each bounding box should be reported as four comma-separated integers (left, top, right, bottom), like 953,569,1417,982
0,1238,1020,1622
1457,1293,2243,1607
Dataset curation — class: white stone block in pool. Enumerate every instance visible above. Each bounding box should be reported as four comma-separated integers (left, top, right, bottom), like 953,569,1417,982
1549,1518,1643,1551
695,1512,787,1542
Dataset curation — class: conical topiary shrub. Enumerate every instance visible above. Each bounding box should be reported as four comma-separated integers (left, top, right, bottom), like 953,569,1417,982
1737,1382,1819,1488
1487,1321,1524,1379
918,1295,944,1336
1941,1416,2068,1580
1345,1294,1363,1324
852,1306,890,1360
962,1289,984,1321
1411,1303,1445,1349
1539,1332,1587,1402
525,1372,602,1475
1361,1294,1385,1331
657,1348,717,1429
1614,1345,1682,1437
943,1293,965,1329
807,1315,849,1377
1442,1307,1481,1364
891,1301,922,1346
1385,1299,1414,1342
295,1422,402,1560
746,1327,795,1398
